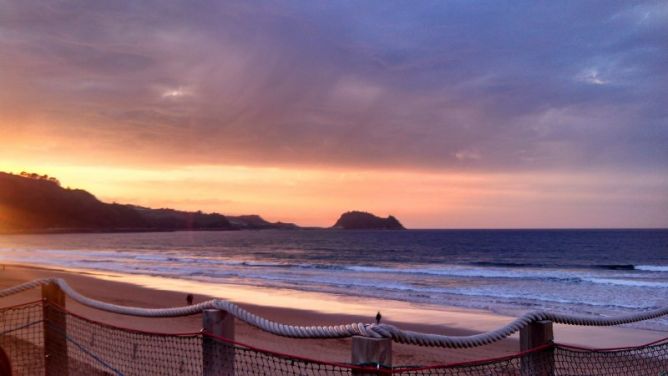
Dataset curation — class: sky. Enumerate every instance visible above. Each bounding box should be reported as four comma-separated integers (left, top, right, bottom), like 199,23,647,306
1,1,667,228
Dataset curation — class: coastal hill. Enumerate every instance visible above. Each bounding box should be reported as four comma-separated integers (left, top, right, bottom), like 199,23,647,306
226,214,298,230
332,211,405,230
0,171,296,233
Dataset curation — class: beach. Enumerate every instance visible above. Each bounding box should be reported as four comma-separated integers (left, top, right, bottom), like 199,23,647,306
0,263,665,367
2,230,667,334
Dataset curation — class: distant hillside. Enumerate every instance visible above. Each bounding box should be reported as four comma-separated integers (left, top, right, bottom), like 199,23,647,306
333,211,405,230
227,215,299,230
0,172,296,233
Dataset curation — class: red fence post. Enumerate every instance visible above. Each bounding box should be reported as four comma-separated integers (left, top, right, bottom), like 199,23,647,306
202,309,235,376
520,320,554,376
351,336,392,375
42,282,68,376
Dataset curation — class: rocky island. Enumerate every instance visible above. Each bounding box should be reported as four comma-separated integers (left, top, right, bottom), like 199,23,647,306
332,211,405,230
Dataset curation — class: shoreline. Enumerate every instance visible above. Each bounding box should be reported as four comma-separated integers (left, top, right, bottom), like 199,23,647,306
0,263,665,365
2,228,665,235
0,262,514,333
0,263,517,364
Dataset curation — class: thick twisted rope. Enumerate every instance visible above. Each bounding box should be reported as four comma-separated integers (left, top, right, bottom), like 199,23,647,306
1,278,666,348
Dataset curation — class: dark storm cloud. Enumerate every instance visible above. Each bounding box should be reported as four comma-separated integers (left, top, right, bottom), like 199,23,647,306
1,0,666,171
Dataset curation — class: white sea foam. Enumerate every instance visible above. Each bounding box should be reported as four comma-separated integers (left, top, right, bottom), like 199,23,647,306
346,265,587,281
582,277,668,288
440,289,654,310
635,265,668,272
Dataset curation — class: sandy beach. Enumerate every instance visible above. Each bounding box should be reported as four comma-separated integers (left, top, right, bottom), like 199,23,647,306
0,263,665,367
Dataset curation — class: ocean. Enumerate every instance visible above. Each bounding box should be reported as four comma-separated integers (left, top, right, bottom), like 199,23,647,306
1,229,667,330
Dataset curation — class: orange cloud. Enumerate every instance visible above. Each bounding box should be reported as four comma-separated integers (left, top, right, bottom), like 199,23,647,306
1,162,666,228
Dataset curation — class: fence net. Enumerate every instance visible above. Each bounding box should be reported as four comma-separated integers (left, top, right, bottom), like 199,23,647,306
0,302,666,375
0,302,43,376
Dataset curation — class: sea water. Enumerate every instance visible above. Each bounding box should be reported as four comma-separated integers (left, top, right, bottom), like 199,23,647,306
1,229,666,330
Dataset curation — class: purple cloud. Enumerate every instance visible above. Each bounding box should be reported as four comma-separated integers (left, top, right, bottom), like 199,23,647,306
0,0,666,172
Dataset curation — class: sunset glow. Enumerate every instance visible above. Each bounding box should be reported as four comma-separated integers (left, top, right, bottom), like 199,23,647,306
1,1,666,228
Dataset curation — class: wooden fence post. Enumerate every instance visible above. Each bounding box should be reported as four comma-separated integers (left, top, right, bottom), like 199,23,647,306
202,309,235,376
351,336,392,375
42,282,68,376
520,320,554,376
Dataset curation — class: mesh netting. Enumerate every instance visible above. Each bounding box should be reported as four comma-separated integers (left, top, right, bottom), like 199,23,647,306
206,335,355,376
0,301,667,375
392,347,555,375
551,342,668,376
48,304,202,375
0,302,44,376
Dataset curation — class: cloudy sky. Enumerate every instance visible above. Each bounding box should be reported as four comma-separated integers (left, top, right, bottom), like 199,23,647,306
1,1,667,227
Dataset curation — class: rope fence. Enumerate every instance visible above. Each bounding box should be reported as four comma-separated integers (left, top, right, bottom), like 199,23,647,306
2,278,667,348
0,278,666,375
